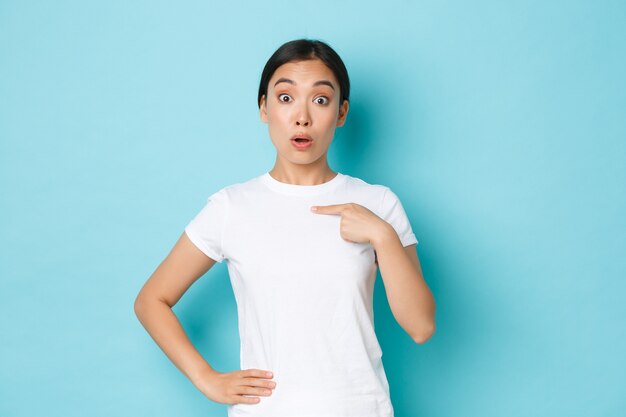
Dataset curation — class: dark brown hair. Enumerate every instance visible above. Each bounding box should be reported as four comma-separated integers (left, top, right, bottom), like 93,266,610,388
257,38,350,109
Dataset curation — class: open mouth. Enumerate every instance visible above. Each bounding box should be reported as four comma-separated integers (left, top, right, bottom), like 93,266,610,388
291,137,313,149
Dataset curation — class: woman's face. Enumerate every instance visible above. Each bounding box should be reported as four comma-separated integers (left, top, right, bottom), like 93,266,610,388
259,59,349,168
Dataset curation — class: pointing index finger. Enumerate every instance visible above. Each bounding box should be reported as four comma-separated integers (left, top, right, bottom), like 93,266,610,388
310,204,349,214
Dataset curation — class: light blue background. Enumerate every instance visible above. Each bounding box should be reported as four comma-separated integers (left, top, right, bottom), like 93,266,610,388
1,1,624,416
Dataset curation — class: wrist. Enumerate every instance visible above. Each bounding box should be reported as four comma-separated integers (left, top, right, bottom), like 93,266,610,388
189,362,219,387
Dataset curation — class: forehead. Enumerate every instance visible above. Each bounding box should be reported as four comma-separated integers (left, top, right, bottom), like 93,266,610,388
269,59,338,88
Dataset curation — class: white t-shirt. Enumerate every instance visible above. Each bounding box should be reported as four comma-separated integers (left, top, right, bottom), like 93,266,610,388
184,171,418,417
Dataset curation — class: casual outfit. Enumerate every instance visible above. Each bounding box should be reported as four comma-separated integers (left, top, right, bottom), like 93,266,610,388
184,171,418,417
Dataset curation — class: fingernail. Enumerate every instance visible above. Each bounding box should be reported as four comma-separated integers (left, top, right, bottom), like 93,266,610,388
310,206,317,211
267,371,273,377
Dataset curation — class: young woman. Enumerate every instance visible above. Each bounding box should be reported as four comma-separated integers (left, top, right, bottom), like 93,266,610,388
134,38,436,417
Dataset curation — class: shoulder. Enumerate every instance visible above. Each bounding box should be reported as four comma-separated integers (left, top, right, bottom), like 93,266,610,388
342,174,393,204
341,174,400,217
342,174,412,218
201,174,267,206
342,173,389,196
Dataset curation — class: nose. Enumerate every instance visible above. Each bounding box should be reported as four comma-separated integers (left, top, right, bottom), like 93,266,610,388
295,104,311,127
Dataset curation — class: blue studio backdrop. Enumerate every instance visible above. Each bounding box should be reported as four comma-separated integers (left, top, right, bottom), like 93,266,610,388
1,1,624,416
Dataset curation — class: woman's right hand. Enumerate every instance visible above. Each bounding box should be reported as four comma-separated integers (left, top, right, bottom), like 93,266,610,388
194,367,277,405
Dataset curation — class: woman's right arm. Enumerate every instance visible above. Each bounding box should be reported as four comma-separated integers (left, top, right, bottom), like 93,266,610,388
133,231,276,405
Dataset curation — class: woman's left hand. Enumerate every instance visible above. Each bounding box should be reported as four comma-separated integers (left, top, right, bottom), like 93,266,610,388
310,203,391,245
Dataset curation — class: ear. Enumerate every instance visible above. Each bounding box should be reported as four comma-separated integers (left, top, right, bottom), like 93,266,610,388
336,100,349,127
259,95,268,123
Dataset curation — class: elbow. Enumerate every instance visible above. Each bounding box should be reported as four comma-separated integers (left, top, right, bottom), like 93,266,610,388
134,291,171,319
134,292,153,319
412,322,436,344
134,294,146,318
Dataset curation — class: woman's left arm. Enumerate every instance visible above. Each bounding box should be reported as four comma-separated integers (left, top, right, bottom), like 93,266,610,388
311,203,436,344
371,226,436,344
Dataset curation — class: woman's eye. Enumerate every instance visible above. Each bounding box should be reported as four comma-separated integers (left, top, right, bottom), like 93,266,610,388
278,94,292,103
315,96,329,105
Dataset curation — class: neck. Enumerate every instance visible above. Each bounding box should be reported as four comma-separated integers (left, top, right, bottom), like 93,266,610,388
269,158,336,186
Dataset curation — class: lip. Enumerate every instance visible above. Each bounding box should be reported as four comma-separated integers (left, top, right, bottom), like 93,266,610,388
291,138,313,150
290,132,313,150
290,133,313,141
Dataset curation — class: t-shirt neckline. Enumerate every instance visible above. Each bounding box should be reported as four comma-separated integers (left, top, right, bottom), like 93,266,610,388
259,171,347,196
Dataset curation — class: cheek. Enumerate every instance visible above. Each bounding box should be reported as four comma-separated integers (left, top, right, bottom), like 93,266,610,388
318,109,339,127
268,105,291,122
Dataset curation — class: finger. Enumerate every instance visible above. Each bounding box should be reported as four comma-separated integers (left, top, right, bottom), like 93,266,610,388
244,369,273,378
240,385,273,396
310,204,349,214
243,377,276,388
235,394,261,404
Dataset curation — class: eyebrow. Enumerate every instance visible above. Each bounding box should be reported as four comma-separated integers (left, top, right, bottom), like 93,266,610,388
273,77,335,91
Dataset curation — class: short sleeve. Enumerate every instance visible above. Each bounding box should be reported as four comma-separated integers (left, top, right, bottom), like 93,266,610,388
184,188,229,263
379,187,418,247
